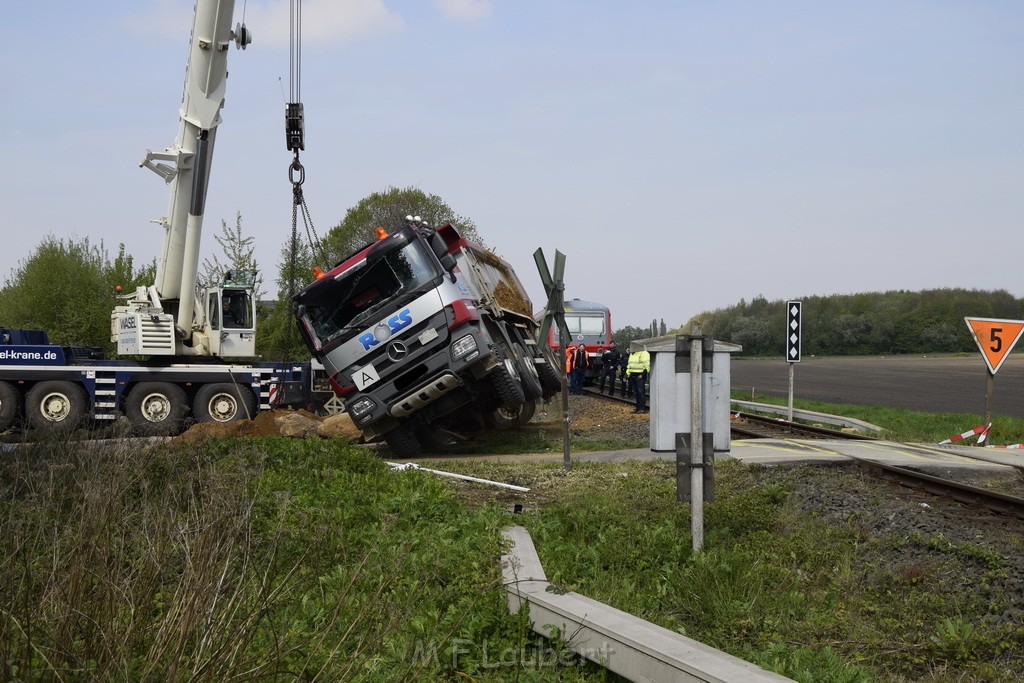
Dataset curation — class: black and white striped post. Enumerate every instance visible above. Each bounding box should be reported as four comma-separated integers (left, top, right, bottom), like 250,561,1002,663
786,301,802,421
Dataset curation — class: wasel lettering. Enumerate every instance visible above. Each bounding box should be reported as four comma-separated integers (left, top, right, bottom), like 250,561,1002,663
119,317,137,330
358,309,413,350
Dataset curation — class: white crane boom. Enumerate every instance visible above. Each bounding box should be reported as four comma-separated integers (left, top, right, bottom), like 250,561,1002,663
112,0,253,357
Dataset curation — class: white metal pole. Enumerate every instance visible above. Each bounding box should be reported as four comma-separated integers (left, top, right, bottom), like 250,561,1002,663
788,363,795,421
689,335,704,553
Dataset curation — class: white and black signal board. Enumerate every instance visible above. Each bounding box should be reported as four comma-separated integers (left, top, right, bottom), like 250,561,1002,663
786,301,801,363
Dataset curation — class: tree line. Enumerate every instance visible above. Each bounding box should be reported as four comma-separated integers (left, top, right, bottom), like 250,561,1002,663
686,289,1024,357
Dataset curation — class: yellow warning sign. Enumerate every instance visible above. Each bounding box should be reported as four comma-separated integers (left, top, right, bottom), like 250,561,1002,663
964,317,1024,375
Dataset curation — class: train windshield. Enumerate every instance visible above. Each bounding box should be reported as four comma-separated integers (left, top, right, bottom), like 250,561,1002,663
298,239,439,347
555,312,606,342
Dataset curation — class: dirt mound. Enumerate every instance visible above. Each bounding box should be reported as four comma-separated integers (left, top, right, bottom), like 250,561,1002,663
175,409,329,442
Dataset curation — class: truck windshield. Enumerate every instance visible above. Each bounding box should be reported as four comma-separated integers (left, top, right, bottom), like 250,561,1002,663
301,239,439,347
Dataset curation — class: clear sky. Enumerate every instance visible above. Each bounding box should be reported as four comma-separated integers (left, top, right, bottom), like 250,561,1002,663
1,1,1021,330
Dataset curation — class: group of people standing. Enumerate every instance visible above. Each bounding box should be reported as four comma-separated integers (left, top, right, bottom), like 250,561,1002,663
566,341,650,413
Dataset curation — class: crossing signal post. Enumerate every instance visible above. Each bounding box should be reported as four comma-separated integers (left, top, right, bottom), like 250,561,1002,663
786,301,802,421
535,248,572,471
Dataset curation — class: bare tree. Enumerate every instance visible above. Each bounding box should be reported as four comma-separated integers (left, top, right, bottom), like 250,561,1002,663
201,211,265,299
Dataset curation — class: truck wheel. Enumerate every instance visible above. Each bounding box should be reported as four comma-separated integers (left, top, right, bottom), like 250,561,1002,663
0,381,21,431
491,358,526,410
536,356,562,397
25,380,86,432
492,400,536,429
194,383,257,423
514,343,544,401
384,423,421,458
126,382,188,436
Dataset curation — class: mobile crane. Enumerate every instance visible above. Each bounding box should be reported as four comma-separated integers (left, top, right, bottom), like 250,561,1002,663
0,0,317,436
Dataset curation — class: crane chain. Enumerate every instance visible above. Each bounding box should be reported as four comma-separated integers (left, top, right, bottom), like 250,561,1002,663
288,152,327,273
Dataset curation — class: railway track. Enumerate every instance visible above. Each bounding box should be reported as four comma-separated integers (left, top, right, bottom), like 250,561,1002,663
852,459,1024,521
582,385,1024,519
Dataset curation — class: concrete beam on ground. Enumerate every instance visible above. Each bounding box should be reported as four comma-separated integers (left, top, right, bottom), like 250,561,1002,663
501,526,793,682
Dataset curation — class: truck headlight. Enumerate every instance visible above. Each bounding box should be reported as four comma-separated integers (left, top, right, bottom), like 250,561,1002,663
349,396,376,419
451,334,477,361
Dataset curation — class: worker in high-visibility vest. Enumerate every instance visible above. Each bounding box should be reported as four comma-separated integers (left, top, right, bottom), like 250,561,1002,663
625,345,651,413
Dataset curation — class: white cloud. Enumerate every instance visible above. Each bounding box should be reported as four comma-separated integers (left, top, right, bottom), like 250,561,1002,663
242,0,404,46
435,0,491,22
121,0,403,46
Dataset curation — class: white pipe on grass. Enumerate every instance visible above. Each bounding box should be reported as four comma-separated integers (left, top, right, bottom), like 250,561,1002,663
388,462,530,492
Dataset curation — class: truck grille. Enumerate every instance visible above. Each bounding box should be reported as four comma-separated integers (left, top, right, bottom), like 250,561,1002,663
389,372,462,418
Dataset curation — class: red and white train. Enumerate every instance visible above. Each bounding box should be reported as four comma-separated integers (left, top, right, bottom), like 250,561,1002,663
545,298,613,380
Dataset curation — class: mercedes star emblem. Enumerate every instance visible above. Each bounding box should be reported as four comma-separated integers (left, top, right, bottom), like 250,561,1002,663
387,341,408,362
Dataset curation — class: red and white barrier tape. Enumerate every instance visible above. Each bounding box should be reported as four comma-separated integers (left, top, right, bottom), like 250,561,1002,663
939,423,991,444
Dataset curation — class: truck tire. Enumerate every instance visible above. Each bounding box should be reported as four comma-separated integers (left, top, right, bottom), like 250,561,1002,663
126,382,188,436
384,423,421,458
490,354,526,410
492,400,536,429
194,383,257,423
537,357,562,397
0,381,21,431
514,342,544,402
25,380,86,432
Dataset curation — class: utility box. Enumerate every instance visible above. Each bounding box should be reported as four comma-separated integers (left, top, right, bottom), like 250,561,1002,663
646,336,741,453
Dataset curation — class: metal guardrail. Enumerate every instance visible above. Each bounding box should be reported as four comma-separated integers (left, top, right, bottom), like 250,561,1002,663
730,400,882,433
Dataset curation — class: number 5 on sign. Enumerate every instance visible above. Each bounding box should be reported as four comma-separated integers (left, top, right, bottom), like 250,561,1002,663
964,317,1024,375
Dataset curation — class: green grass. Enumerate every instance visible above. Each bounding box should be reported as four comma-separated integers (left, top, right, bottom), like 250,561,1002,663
430,458,1024,682
0,436,610,681
4,392,1024,681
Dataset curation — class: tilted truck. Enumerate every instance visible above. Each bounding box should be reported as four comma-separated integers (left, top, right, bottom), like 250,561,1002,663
293,221,563,457
0,0,319,436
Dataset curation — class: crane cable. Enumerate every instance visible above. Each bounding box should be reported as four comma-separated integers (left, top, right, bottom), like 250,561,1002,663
286,0,327,304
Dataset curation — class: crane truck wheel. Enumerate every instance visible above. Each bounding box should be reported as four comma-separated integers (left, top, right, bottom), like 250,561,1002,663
25,380,86,432
193,383,257,423
0,381,21,432
126,382,188,436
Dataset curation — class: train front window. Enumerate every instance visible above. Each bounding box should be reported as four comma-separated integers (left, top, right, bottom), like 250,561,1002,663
300,240,438,347
575,314,606,336
556,313,606,342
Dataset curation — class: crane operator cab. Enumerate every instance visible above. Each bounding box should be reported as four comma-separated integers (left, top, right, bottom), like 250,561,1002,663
207,270,256,357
